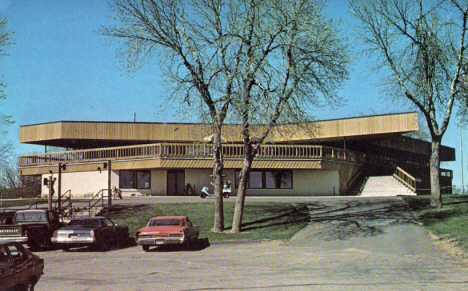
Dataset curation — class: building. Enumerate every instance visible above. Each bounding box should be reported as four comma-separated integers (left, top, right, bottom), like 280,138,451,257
17,112,455,198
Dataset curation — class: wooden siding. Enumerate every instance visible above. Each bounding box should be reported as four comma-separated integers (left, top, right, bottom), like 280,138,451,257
20,112,418,146
18,143,364,175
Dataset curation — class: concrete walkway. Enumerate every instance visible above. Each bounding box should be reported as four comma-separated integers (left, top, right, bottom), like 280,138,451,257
287,197,468,290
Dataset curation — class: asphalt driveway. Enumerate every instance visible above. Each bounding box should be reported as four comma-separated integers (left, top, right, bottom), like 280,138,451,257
34,196,468,290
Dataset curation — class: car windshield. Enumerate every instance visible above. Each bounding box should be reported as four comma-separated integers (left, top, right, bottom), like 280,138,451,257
15,211,47,222
68,219,101,226
149,219,181,226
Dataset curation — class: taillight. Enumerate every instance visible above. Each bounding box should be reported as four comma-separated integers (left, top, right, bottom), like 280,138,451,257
52,231,57,237
90,230,95,237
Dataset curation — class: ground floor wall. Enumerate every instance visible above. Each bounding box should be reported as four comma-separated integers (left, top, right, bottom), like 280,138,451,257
41,168,342,197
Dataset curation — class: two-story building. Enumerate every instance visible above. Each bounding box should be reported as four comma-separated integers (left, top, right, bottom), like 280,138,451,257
17,112,455,198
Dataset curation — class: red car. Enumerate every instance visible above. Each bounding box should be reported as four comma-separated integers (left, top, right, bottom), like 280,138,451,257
135,216,199,251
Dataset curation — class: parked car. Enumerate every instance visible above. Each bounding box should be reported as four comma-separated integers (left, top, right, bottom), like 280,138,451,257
0,240,44,291
135,216,199,251
51,217,129,251
0,209,63,251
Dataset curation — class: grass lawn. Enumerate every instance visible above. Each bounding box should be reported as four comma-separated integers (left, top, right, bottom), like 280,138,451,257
403,194,468,253
100,202,310,242
0,199,48,209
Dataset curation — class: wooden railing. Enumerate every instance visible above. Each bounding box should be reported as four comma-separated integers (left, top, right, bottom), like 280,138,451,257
393,166,417,192
18,143,365,167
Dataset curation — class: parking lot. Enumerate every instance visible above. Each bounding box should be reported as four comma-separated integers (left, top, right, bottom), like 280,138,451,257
34,197,468,291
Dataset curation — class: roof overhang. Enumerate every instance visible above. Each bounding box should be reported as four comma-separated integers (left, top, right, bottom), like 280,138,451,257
20,112,419,149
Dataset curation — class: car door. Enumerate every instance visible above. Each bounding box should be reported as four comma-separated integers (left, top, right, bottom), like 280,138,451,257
185,218,198,240
7,243,33,288
0,245,16,290
102,218,118,241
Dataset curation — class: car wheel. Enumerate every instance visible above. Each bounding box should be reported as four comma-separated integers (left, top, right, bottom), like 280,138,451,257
61,246,69,251
98,240,109,251
223,192,230,198
28,240,40,252
142,245,149,252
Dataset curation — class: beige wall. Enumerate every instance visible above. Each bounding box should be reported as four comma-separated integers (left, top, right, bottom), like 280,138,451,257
43,168,340,197
234,169,339,196
41,171,119,198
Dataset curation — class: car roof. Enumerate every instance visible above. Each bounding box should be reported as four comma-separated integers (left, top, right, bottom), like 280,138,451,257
151,216,187,219
0,239,20,245
71,217,106,220
150,216,186,220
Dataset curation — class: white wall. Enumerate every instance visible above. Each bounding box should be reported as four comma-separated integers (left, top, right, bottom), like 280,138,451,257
42,170,118,198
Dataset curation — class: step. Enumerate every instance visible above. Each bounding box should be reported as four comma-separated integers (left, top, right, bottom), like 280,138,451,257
360,176,416,197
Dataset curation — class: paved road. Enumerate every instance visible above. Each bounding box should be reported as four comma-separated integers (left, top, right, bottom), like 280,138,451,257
33,197,468,291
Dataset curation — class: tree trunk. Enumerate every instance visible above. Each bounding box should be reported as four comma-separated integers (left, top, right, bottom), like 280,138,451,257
212,125,225,232
231,143,254,233
430,138,442,208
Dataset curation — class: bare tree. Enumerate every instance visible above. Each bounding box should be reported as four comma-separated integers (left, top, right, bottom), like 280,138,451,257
103,0,247,232
350,0,468,207
229,0,349,233
0,142,16,189
0,14,13,129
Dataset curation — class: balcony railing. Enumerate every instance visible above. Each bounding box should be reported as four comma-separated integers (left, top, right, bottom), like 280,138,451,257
18,143,365,167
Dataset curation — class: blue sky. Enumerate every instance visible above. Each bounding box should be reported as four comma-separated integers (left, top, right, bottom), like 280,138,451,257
0,0,466,188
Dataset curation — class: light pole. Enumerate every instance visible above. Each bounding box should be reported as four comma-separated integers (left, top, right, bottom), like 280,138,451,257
460,116,465,194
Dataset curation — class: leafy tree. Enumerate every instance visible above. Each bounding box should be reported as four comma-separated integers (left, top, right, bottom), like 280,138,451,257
229,0,349,233
350,0,468,208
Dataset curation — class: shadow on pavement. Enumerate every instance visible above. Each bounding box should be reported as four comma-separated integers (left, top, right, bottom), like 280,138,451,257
300,197,417,241
144,238,211,252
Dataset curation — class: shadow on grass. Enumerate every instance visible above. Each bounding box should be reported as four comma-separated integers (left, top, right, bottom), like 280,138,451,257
239,204,310,232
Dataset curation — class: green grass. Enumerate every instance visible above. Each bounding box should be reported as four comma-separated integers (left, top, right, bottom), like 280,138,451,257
0,186,41,199
403,194,468,252
100,202,310,241
0,198,48,209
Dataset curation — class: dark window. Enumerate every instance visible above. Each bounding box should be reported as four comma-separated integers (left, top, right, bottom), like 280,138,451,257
249,171,263,189
236,170,293,189
119,170,151,189
265,171,292,189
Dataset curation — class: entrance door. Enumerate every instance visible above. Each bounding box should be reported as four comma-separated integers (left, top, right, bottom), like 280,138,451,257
167,170,185,195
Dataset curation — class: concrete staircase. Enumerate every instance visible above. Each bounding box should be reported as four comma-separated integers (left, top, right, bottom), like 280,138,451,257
359,176,416,197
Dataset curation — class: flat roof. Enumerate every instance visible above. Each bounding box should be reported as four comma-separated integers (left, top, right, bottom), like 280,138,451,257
20,112,419,149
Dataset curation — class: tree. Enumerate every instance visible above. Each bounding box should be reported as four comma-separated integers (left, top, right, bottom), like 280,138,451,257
0,142,16,189
0,14,13,128
350,0,468,208
104,0,245,232
229,0,349,233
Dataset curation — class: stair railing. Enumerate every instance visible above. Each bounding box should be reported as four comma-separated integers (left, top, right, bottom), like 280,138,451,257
58,190,72,211
88,189,108,216
393,166,417,192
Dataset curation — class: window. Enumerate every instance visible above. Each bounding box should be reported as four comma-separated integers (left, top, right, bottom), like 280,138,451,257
236,170,293,189
265,171,293,189
119,170,151,189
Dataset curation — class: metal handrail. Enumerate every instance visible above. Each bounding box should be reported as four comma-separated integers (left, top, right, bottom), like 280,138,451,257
58,190,72,210
87,189,108,217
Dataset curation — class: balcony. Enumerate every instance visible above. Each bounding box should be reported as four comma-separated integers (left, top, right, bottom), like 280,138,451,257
18,143,365,169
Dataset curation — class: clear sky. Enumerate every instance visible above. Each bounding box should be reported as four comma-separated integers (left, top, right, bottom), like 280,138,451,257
0,0,466,189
